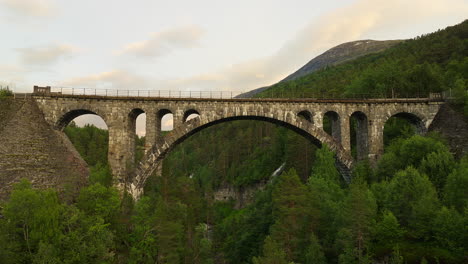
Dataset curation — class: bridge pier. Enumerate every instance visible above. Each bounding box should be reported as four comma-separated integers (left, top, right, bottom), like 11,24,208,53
108,116,136,192
368,120,384,164
145,110,158,153
340,115,351,152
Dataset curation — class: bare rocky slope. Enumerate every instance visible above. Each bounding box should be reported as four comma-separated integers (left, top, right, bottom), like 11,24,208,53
0,98,89,201
237,39,402,98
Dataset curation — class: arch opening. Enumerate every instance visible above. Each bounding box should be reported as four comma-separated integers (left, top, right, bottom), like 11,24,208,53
350,111,369,160
57,109,104,130
323,111,341,142
297,110,313,123
383,112,425,147
60,110,111,186
129,108,146,165
183,109,200,122
158,109,174,132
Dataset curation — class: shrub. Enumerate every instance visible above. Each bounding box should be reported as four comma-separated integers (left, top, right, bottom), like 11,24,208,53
0,86,13,98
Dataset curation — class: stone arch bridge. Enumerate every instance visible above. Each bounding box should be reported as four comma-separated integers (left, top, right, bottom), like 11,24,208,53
32,91,443,199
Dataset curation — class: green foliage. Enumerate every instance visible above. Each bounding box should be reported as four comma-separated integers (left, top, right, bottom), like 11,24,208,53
371,210,404,255
2,180,62,262
376,135,453,183
0,86,13,98
432,207,465,256
336,178,377,263
269,169,316,261
311,144,341,183
304,233,326,264
443,157,468,212
383,117,416,146
0,180,116,263
385,167,439,232
162,120,316,188
64,124,113,186
193,223,214,264
77,183,120,224
214,189,274,263
419,148,456,193
252,236,290,264
127,196,158,263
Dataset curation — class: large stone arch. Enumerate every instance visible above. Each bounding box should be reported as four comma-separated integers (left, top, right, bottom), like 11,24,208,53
55,107,108,131
128,111,354,199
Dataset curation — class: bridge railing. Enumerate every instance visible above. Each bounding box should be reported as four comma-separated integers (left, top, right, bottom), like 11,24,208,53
31,86,445,101
44,86,244,99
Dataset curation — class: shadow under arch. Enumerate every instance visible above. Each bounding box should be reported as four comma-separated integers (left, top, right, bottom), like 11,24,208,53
323,110,341,142
350,111,369,160
183,109,201,122
56,109,108,131
130,113,354,199
297,110,313,123
389,112,427,134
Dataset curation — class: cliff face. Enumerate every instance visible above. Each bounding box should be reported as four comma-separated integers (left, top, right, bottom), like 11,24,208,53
0,98,89,201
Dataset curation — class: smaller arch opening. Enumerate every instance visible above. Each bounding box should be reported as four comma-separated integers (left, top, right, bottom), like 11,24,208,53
183,109,200,122
350,111,369,160
158,109,174,131
129,108,146,164
297,110,313,123
384,112,425,147
323,111,341,142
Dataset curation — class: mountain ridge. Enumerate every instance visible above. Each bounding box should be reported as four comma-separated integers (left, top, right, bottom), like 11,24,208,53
236,39,403,98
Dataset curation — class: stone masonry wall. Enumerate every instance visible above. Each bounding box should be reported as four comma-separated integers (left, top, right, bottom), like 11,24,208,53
0,98,88,201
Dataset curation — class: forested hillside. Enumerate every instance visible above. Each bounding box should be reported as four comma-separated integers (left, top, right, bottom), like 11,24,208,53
256,20,468,115
0,20,467,263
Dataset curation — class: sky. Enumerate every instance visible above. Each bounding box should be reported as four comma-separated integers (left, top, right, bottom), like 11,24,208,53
1,0,467,134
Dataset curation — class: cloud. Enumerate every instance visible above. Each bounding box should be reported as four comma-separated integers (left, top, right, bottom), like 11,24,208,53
206,0,468,91
16,44,77,66
62,0,468,93
61,70,152,90
0,0,57,17
0,64,28,88
115,25,204,58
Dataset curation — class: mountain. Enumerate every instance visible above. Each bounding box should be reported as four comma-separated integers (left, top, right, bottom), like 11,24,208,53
281,39,403,82
236,39,402,98
255,19,468,100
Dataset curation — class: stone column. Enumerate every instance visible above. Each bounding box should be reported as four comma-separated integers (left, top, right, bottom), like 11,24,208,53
107,115,135,192
172,108,184,129
340,114,351,152
144,110,157,153
313,112,323,129
356,117,369,161
368,119,384,165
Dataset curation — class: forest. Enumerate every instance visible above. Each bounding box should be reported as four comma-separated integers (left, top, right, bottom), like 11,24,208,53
0,21,467,264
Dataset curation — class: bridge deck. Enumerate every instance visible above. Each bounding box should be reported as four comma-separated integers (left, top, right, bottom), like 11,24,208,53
29,93,444,104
